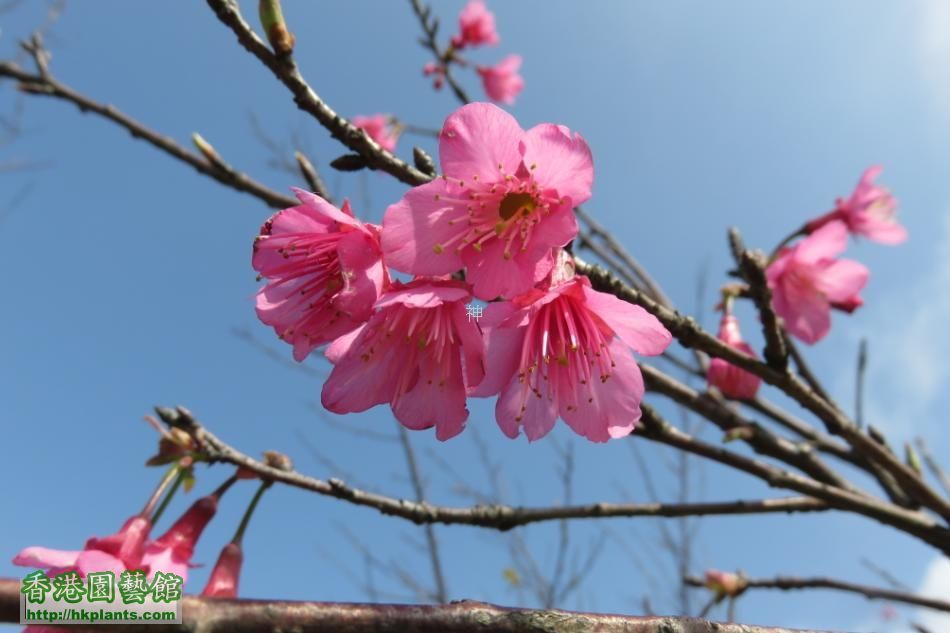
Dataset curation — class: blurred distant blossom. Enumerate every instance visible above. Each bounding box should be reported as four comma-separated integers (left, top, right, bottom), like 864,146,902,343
451,0,499,49
805,166,906,244
766,220,868,344
477,54,524,105
351,114,400,153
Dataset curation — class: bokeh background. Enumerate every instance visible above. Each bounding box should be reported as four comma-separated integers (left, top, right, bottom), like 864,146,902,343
2,1,949,631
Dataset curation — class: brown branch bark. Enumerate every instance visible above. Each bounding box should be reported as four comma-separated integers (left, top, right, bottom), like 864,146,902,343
635,404,950,554
728,227,787,370
640,363,854,491
152,406,829,530
205,0,432,186
575,257,950,523
0,578,824,633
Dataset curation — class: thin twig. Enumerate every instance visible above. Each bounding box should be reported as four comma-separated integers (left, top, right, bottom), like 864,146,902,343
685,573,950,613
205,0,431,186
408,0,472,105
396,424,448,603
152,406,834,530
0,43,296,209
728,227,787,369
855,338,868,427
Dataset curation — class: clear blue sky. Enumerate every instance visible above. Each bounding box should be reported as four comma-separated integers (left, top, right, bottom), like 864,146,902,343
2,2,950,631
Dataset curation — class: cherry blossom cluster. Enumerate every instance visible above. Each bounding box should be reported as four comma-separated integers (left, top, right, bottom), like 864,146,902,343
423,0,524,105
707,167,906,400
253,102,672,442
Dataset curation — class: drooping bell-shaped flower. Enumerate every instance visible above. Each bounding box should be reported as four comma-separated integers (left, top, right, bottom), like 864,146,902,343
201,543,243,598
141,494,219,582
351,114,400,153
13,515,152,579
766,220,868,344
321,278,485,440
474,264,671,442
254,189,388,361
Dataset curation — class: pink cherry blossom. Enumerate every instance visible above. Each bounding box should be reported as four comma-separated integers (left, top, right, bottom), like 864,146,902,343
382,103,591,300
477,55,524,105
202,542,243,598
766,220,869,344
141,494,218,582
805,166,907,244
321,278,485,440
450,0,499,49
13,515,151,579
473,273,671,442
707,312,761,400
254,189,388,361
351,114,400,153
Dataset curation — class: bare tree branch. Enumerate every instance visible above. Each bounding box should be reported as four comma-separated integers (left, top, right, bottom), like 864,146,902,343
151,405,833,530
0,38,297,209
575,256,950,523
205,0,431,186
685,573,950,614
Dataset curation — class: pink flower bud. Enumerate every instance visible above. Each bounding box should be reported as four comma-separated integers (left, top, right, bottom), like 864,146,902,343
202,543,243,598
707,314,761,400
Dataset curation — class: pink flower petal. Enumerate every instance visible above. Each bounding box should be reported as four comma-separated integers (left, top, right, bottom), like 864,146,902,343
462,237,554,300
816,259,869,303
795,220,849,264
579,282,672,356
381,179,467,276
438,103,523,180
496,368,558,441
520,123,594,208
560,338,644,442
13,547,81,570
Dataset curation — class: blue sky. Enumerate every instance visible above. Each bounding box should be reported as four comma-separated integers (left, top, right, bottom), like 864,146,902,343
2,1,950,631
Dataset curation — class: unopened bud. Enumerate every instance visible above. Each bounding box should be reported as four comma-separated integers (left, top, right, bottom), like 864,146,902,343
259,0,295,56
264,450,293,472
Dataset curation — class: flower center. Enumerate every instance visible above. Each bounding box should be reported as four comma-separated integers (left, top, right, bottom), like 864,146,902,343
498,192,536,221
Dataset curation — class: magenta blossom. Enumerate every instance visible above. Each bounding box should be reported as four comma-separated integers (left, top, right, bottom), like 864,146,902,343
477,55,524,105
351,114,400,153
13,515,151,579
202,543,243,598
382,103,591,300
805,166,907,244
254,189,388,361
321,278,485,440
450,0,499,49
473,273,671,442
707,312,761,400
140,494,218,582
766,220,869,344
